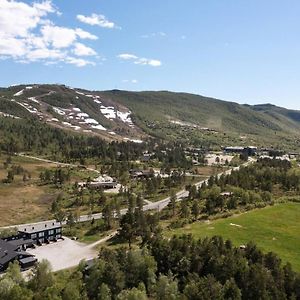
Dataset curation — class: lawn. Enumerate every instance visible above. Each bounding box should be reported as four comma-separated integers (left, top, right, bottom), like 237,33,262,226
167,202,300,272
63,220,115,244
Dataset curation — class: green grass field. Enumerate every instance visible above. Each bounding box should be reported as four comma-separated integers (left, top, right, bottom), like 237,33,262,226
167,203,300,272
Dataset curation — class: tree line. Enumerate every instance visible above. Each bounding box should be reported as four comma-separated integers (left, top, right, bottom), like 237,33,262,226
1,234,300,299
158,158,300,229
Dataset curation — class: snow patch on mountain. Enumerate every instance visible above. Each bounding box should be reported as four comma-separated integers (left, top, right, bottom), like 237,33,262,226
14,90,24,96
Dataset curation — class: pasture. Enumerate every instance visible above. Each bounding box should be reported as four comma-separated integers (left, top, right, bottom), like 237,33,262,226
168,202,300,272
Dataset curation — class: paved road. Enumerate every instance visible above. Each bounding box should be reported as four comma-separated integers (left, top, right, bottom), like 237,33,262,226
2,156,254,231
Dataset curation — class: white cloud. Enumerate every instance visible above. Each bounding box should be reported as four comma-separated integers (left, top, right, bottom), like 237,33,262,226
41,25,77,48
122,79,138,84
0,0,98,67
77,13,119,29
118,53,161,67
141,32,166,39
73,43,96,56
65,57,95,67
27,47,65,61
40,25,97,49
75,28,98,40
0,0,56,38
0,35,27,57
118,53,138,60
135,58,161,67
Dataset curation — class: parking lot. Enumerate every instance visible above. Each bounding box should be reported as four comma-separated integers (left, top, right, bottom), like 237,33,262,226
27,237,98,272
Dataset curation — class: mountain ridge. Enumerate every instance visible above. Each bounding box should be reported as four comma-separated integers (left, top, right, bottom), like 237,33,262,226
0,84,299,149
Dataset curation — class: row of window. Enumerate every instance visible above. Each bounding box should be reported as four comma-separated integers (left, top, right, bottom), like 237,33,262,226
30,228,61,239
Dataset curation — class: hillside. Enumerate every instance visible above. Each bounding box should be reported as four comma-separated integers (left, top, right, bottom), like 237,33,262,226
1,85,300,150
0,84,145,143
248,103,300,132
100,90,300,149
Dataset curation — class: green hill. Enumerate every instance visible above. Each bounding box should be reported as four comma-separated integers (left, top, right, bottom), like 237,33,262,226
1,85,300,150
100,90,300,149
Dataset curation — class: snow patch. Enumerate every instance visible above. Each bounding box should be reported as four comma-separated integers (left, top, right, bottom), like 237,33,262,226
0,112,20,119
117,111,134,127
28,97,39,104
91,124,107,131
77,112,89,118
100,106,116,119
53,107,66,115
62,122,82,131
84,118,99,125
14,90,24,96
17,102,38,114
100,105,134,127
123,138,143,144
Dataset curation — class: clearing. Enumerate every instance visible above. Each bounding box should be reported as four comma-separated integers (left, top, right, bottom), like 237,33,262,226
167,202,300,272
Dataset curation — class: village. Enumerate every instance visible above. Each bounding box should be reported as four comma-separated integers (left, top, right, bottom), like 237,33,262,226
0,144,298,274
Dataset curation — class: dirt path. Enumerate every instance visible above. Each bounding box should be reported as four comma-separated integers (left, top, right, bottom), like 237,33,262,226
17,153,100,174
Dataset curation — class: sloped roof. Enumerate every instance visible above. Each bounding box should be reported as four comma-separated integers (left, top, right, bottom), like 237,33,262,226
0,239,34,267
0,239,19,266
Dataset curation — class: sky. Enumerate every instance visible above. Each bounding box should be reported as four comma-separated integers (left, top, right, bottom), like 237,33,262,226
1,0,300,109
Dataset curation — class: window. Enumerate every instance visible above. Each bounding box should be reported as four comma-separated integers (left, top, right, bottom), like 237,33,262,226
31,234,37,239
48,230,54,235
56,228,61,233
39,232,44,237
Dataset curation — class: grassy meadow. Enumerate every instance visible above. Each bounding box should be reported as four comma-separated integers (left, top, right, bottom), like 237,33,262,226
167,202,300,272
0,155,94,226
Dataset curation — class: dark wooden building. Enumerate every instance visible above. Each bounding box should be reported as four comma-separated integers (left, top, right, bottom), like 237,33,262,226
0,239,36,273
130,169,154,179
17,221,62,245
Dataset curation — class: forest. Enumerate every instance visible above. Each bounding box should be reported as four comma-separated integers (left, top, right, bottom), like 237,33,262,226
1,233,300,300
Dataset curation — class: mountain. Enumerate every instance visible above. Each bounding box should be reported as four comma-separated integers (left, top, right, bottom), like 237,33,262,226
0,84,145,143
0,84,299,150
247,103,300,132
100,90,300,149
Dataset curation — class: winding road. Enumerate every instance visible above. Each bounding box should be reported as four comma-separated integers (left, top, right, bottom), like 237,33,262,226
2,155,254,231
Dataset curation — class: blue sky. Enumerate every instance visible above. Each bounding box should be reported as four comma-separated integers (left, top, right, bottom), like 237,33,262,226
1,0,300,109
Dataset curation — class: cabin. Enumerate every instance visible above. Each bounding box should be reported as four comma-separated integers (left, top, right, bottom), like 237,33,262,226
224,146,257,156
17,221,62,245
140,152,155,162
78,175,118,190
224,146,245,153
130,169,154,179
88,181,118,189
0,239,37,273
220,191,233,198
